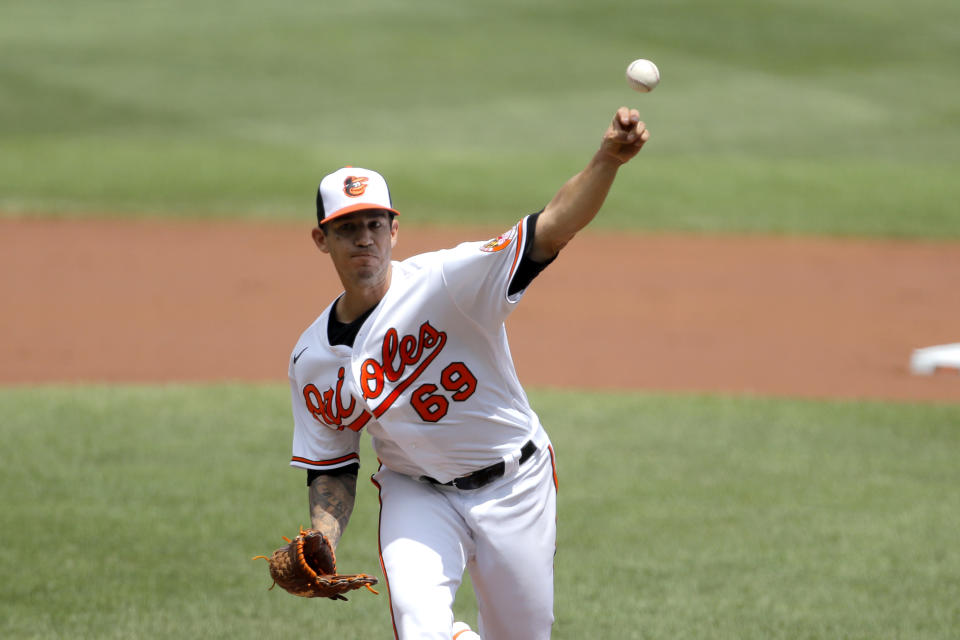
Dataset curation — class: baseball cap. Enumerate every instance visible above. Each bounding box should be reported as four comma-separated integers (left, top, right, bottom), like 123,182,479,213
316,167,400,226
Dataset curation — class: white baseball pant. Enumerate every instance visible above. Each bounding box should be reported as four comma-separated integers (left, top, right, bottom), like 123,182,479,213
373,443,558,639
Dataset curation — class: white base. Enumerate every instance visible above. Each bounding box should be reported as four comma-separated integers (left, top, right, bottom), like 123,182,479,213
909,343,960,375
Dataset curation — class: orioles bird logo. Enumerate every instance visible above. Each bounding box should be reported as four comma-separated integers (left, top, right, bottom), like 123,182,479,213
343,176,369,197
481,226,517,252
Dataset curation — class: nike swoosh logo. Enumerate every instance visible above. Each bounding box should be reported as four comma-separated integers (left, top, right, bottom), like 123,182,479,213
293,346,309,364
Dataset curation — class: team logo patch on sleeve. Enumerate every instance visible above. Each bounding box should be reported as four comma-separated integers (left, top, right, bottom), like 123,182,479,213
480,226,517,253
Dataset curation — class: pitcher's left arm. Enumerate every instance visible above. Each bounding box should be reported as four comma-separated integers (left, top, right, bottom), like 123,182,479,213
530,107,650,262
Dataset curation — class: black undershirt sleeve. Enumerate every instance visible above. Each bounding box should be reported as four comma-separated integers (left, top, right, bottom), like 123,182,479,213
307,462,359,486
508,211,557,296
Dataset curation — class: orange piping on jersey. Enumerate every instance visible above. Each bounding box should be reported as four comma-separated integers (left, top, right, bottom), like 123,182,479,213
291,452,359,467
507,218,526,283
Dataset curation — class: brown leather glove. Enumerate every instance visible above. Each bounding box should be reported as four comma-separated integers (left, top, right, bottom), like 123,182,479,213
254,527,378,600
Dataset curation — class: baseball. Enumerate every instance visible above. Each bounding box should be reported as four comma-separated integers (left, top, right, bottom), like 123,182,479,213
625,58,660,92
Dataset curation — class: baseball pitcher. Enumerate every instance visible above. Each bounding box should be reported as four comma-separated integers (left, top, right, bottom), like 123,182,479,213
284,108,649,639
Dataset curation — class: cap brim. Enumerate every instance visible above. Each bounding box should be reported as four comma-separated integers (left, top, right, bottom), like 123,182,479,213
321,203,401,225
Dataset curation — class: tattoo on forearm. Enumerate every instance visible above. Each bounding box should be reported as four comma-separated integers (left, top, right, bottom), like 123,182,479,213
308,473,357,548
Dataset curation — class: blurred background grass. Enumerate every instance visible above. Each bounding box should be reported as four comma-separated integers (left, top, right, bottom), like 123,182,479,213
2,385,957,639
1,0,958,236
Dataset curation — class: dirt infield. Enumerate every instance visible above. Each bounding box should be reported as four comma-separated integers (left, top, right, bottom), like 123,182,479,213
2,218,958,402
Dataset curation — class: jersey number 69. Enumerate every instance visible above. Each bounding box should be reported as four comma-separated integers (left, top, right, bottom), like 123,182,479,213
410,362,478,422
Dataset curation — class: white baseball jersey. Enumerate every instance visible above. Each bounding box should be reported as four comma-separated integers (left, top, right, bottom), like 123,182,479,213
288,214,546,483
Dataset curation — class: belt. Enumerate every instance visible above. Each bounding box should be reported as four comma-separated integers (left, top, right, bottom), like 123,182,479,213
421,441,537,491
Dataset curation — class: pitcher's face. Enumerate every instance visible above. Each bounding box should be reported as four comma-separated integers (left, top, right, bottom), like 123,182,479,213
313,210,399,287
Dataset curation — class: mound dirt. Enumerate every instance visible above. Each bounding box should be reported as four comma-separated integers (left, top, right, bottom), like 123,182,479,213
2,218,958,402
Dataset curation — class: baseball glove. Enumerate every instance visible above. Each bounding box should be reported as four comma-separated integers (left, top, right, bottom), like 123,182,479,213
253,527,379,600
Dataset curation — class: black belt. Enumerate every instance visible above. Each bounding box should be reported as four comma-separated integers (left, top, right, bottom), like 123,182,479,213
422,441,537,491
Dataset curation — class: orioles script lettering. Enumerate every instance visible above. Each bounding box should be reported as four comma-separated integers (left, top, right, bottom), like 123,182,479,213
302,321,459,431
360,322,446,401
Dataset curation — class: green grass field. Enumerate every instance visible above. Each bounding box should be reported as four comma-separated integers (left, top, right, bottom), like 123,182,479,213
2,0,959,236
2,386,958,639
